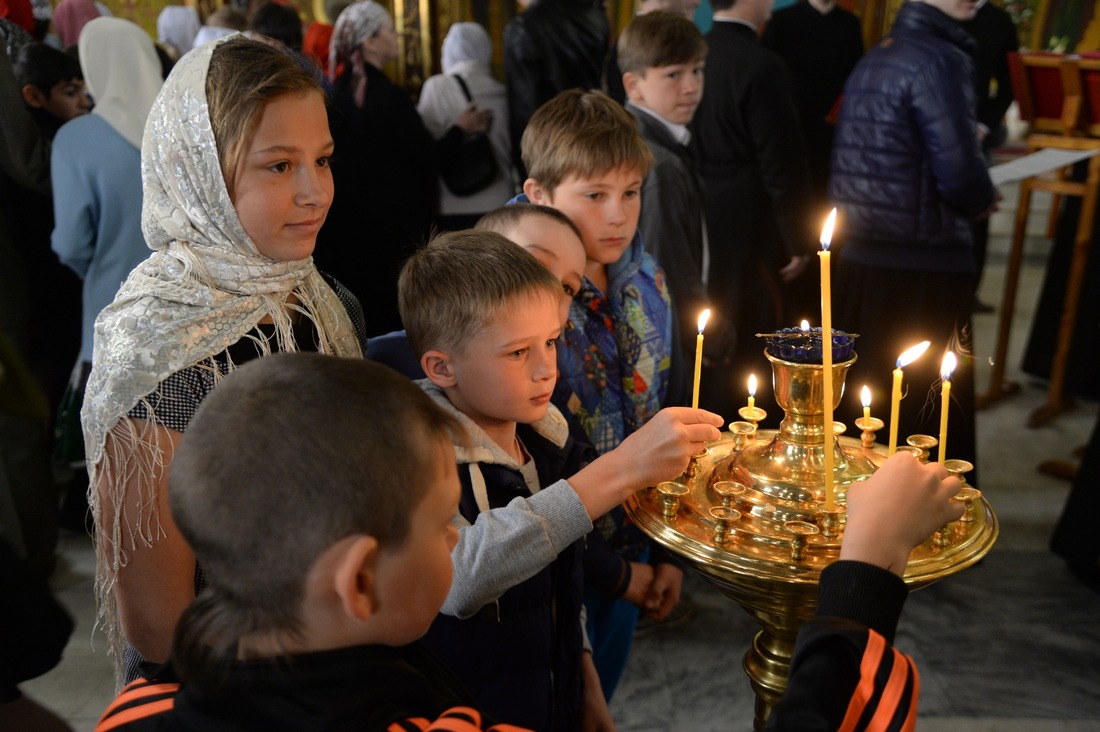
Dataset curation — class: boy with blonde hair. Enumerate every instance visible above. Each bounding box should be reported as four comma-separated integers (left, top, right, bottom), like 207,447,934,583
399,230,723,731
518,88,689,698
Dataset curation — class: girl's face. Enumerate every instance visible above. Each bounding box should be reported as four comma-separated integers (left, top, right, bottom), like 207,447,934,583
232,91,334,262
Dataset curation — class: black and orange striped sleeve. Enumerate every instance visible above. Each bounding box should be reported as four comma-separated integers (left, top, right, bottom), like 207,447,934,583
767,561,917,732
95,676,180,731
387,706,535,732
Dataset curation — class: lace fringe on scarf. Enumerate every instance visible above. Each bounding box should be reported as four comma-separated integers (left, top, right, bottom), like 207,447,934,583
88,276,359,688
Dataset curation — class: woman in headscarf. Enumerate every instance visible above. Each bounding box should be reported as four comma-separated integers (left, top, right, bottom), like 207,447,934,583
52,0,100,47
155,3,200,58
49,18,163,532
417,22,514,231
81,33,364,685
314,0,490,337
52,18,161,377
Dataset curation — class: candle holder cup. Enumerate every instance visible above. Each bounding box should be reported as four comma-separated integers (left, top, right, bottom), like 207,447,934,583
855,416,885,449
906,434,939,462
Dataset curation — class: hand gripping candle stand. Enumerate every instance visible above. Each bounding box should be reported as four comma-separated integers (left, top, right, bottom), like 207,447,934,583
627,213,999,731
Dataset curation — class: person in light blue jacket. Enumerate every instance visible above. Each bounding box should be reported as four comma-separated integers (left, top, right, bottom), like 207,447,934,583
49,17,161,522
50,18,161,376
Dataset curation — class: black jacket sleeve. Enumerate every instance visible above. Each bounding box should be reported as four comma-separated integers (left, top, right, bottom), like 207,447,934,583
766,561,916,732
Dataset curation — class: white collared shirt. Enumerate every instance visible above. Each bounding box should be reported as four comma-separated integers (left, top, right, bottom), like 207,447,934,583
712,16,758,33
631,102,692,147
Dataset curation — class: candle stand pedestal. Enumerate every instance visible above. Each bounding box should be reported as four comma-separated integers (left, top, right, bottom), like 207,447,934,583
626,351,998,731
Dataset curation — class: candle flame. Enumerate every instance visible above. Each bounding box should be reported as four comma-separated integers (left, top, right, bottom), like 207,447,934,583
748,374,757,397
896,340,931,369
861,385,871,408
820,208,837,250
800,319,810,331
941,351,957,380
698,308,711,334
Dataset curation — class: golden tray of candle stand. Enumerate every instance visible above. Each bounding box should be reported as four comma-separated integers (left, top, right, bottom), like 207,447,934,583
625,349,999,731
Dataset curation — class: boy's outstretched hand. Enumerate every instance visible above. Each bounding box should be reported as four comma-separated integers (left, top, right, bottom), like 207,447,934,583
617,407,725,490
569,408,723,521
841,453,966,577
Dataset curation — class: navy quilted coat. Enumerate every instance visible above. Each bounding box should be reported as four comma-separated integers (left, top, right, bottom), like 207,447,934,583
828,2,996,273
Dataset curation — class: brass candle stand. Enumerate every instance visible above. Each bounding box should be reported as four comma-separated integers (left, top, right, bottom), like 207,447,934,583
625,349,998,731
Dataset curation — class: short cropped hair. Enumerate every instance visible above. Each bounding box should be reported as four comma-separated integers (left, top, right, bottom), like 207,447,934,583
617,12,707,75
520,89,653,193
475,203,583,243
206,37,323,200
399,230,563,358
710,0,738,11
169,353,462,683
14,42,82,92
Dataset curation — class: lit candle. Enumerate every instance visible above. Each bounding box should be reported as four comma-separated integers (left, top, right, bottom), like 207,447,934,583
692,309,711,409
800,319,810,332
861,385,872,423
747,373,757,411
939,352,956,463
820,209,837,510
888,341,932,455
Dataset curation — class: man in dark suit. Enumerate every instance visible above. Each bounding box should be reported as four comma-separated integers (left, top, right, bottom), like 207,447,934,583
689,0,815,418
762,0,862,211
503,0,609,176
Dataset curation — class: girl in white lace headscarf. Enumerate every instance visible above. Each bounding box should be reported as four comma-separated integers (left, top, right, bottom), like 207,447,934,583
82,33,361,684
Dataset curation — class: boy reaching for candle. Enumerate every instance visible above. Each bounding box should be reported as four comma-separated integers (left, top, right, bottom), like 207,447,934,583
399,231,723,731
768,452,965,729
92,350,964,732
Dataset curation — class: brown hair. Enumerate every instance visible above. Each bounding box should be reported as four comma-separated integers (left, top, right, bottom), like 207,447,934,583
617,11,707,76
169,353,463,685
475,203,584,243
520,89,653,193
398,230,563,358
206,36,323,199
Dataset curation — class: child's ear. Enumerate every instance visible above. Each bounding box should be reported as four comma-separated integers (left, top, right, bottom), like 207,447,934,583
622,71,641,103
333,535,380,622
523,178,550,205
21,84,47,109
421,349,457,388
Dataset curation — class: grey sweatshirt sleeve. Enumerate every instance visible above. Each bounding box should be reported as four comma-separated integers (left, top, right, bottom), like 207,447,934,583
440,478,593,618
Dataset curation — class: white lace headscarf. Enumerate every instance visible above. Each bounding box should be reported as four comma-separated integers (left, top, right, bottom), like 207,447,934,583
81,34,361,681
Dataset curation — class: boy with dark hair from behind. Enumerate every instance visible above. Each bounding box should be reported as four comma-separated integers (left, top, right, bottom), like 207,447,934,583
400,229,724,731
95,352,528,731
14,41,87,139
